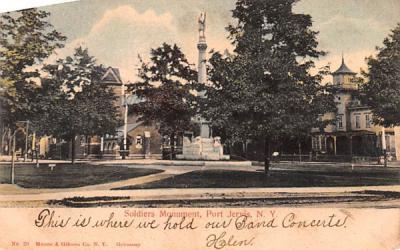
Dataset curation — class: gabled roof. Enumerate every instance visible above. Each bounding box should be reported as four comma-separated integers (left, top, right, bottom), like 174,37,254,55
101,67,123,85
332,56,356,75
116,121,144,134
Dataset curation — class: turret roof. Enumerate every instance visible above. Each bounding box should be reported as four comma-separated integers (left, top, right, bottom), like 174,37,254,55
332,56,356,75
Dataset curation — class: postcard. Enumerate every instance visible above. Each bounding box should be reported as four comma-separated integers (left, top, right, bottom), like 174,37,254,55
0,0,399,249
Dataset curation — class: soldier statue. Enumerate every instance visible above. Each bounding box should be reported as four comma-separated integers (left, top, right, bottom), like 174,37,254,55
198,12,206,39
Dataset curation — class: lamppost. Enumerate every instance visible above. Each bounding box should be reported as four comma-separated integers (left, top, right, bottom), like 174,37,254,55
120,83,135,159
122,92,128,159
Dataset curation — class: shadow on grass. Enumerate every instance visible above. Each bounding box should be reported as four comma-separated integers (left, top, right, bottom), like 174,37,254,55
48,196,130,207
114,169,400,190
0,164,163,188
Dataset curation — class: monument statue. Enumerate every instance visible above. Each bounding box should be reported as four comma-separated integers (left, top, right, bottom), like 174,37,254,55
176,12,230,161
198,12,206,39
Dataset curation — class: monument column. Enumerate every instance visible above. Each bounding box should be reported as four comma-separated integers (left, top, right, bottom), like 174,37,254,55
197,12,210,138
176,12,229,160
197,19,207,92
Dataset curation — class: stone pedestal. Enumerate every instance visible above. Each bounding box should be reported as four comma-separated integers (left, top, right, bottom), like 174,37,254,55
176,136,230,160
197,114,210,138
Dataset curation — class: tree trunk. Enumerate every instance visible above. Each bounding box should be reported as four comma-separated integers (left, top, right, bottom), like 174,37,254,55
242,140,247,159
71,136,76,164
35,148,39,168
8,133,12,156
170,132,175,160
298,139,302,162
11,133,15,184
264,136,271,174
87,136,91,158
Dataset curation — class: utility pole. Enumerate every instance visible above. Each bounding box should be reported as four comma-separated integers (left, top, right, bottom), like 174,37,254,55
119,83,134,160
120,83,129,160
123,92,128,159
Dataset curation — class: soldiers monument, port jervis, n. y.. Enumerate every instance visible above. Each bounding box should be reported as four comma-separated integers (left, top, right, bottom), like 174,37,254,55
176,13,229,160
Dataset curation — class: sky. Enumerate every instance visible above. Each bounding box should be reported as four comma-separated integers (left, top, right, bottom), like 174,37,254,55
23,0,400,83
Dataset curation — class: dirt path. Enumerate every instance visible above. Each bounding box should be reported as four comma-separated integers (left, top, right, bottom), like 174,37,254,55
0,169,192,195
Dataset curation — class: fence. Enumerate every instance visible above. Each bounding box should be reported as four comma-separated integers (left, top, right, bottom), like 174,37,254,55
277,153,379,163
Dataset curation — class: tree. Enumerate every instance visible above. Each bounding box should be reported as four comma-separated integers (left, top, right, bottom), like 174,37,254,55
130,43,198,159
202,0,336,171
0,8,66,126
37,47,120,163
361,24,400,127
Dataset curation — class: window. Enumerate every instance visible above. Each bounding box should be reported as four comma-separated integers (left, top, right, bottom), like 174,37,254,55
365,114,371,128
312,137,317,150
135,136,143,149
337,115,343,129
312,136,322,151
136,135,143,145
355,115,361,129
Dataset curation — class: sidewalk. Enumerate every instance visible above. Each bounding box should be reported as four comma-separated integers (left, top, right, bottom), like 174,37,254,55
253,160,400,168
0,162,262,196
0,158,252,167
0,167,190,195
2,158,399,168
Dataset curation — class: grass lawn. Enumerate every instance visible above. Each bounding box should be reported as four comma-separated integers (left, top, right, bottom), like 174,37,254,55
116,168,400,189
0,164,163,188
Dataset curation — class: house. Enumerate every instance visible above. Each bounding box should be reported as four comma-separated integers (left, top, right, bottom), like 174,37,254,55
311,57,400,160
44,67,164,160
102,121,162,159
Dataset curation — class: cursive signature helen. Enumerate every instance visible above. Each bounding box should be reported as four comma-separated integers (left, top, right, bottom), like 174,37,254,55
206,231,255,249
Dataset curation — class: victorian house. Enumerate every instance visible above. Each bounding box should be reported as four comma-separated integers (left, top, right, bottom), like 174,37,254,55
43,67,163,160
311,57,400,160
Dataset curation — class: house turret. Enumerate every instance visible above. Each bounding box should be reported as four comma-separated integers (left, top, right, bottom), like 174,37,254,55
332,56,357,90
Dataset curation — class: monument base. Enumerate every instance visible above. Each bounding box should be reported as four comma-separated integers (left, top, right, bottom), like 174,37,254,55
176,136,230,161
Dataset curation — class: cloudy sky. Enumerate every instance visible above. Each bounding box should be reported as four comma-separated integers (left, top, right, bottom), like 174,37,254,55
31,0,400,82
